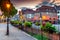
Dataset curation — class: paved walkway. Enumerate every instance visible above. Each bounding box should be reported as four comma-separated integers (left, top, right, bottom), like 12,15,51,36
0,23,36,40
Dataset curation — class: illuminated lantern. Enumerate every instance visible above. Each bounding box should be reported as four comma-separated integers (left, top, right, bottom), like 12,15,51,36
42,16,46,20
42,16,50,20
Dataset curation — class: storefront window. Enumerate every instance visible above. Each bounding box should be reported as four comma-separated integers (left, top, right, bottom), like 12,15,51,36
26,14,34,18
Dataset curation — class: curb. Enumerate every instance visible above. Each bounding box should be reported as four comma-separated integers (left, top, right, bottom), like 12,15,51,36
21,30,38,40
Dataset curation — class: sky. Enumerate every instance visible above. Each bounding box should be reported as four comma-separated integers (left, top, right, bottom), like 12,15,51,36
10,0,60,9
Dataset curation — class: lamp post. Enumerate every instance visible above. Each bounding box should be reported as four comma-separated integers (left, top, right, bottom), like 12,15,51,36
6,3,10,35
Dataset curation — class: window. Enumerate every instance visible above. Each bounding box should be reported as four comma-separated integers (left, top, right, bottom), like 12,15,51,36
27,14,34,18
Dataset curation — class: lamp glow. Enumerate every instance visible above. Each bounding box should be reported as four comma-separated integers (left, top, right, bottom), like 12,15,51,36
6,4,10,9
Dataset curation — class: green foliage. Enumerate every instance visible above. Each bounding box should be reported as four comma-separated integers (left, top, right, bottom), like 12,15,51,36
10,20,14,24
10,20,23,26
41,22,56,33
33,34,48,40
14,21,20,25
3,7,17,17
27,32,49,40
45,22,52,27
0,0,17,17
35,22,40,26
48,26,56,32
19,21,23,25
10,20,19,25
24,21,32,28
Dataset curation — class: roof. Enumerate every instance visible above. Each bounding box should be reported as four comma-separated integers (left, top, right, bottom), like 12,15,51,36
22,8,34,14
56,6,60,10
36,5,57,13
21,5,57,14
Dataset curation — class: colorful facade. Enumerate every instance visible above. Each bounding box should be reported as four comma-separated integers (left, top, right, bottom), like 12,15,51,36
19,5,58,24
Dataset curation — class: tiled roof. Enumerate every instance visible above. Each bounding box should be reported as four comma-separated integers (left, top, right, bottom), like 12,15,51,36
21,5,57,14
36,5,57,13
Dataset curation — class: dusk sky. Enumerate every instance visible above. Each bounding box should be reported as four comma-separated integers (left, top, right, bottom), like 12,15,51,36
10,0,60,9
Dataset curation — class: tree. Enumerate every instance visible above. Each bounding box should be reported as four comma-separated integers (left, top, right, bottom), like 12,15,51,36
0,0,17,35
0,0,17,17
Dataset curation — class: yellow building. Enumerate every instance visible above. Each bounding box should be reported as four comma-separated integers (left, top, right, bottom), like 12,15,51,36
0,10,6,23
0,15,6,23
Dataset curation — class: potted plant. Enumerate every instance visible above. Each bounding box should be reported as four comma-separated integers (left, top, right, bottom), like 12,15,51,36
10,20,19,27
10,20,14,25
18,22,23,29
24,21,32,32
35,22,40,26
10,20,16,26
24,21,32,28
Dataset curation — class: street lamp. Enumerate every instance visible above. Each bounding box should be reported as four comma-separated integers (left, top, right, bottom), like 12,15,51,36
6,3,10,35
6,4,10,9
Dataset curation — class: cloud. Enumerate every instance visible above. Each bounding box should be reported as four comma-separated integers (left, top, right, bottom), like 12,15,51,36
10,0,60,9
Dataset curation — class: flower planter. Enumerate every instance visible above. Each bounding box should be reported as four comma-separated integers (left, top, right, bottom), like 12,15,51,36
49,30,54,34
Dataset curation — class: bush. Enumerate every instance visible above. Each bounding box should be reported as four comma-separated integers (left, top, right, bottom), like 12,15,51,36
10,20,15,24
48,26,56,33
19,21,22,25
10,20,20,26
14,21,19,25
24,21,32,28
41,22,56,33
35,22,40,26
